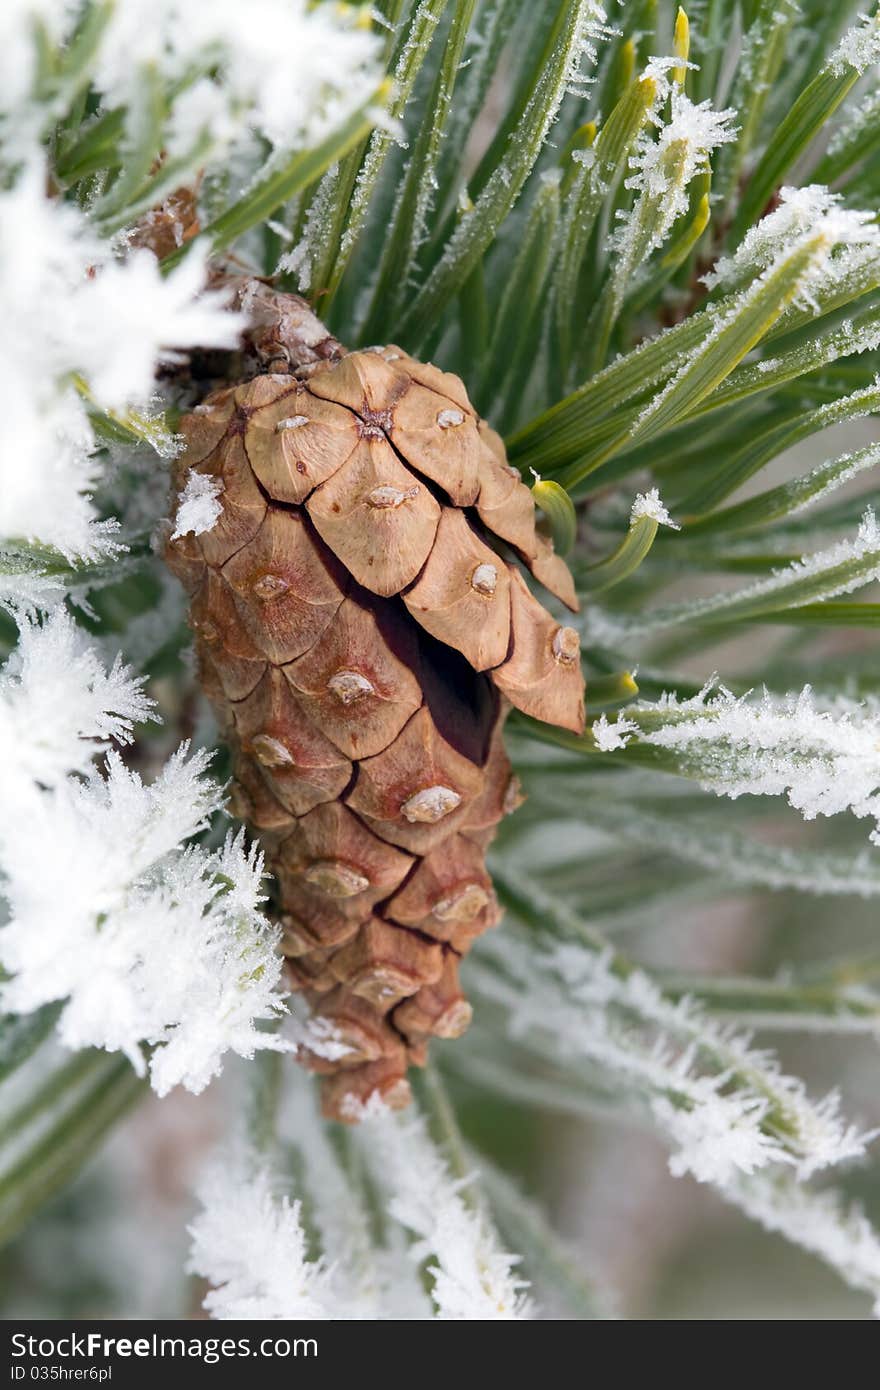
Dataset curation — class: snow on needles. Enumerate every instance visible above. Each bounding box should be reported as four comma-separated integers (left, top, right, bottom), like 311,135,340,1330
470,928,869,1187
0,610,154,787
189,1160,334,1320
171,471,224,541
592,681,880,844
623,89,736,245
357,1104,531,1320
93,0,382,155
827,11,880,76
1,2,382,160
0,613,291,1093
0,0,383,592
0,168,241,574
728,1176,880,1316
703,185,880,297
589,506,880,640
189,1104,529,1321
631,487,680,529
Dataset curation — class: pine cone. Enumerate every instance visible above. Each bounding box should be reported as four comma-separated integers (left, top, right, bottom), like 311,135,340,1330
165,285,585,1121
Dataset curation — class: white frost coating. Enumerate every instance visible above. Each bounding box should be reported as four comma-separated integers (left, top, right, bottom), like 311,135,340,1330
703,185,880,292
748,435,880,523
727,1176,880,1317
189,1159,334,1319
291,0,445,290
357,1103,531,1319
596,681,880,845
289,1012,355,1064
0,2,380,581
654,1090,790,1184
190,1113,437,1320
592,713,638,751
170,470,224,540
90,0,381,153
0,1,74,155
280,1079,434,1320
827,11,880,76
630,487,680,529
827,87,880,159
749,317,880,389
590,801,880,898
390,1,607,323
0,568,66,615
0,617,291,1094
714,506,880,605
471,927,868,1185
0,167,242,571
0,611,154,787
622,90,736,243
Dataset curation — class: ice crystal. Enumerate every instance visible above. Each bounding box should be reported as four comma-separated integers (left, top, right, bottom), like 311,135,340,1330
0,167,241,565
594,682,880,844
471,929,869,1187
827,11,880,76
357,1104,532,1320
170,471,224,540
0,617,290,1094
703,185,880,294
630,488,680,528
622,90,736,245
189,1159,334,1319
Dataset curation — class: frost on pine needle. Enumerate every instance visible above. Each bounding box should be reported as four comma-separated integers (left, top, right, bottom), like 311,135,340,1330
76,244,243,408
592,713,639,752
738,502,880,595
703,185,880,297
827,10,880,76
0,565,66,616
188,1117,440,1320
170,471,224,541
7,0,383,161
618,89,736,256
189,1095,525,1322
727,1175,880,1317
0,611,154,788
0,168,241,569
471,932,868,1187
596,682,880,844
589,507,880,641
356,1103,531,1320
0,617,290,1094
630,488,679,529
826,87,880,160
189,1158,334,1320
592,802,880,899
278,1079,433,1319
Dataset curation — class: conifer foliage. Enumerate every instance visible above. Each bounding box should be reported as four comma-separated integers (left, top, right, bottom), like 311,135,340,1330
3,0,880,1319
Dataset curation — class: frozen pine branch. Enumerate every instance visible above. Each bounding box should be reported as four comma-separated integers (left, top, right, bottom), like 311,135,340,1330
4,0,880,1321
0,616,290,1094
189,1085,529,1321
591,682,880,844
188,1157,335,1320
470,915,869,1186
353,1099,531,1320
0,168,240,580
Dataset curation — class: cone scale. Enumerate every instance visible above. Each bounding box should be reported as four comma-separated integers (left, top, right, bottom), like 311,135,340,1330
166,282,585,1121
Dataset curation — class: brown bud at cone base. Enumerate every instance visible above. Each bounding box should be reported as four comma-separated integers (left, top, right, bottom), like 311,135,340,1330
165,287,585,1121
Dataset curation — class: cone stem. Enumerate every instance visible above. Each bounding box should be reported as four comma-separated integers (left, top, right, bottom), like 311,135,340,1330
225,276,347,374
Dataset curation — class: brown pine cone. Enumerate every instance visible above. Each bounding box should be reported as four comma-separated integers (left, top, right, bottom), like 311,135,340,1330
165,286,585,1121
